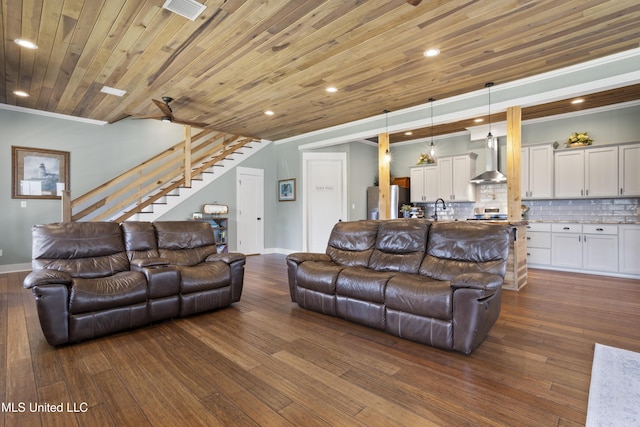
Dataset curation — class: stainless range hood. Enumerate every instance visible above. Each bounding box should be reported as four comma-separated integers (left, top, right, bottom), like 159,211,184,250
470,135,507,184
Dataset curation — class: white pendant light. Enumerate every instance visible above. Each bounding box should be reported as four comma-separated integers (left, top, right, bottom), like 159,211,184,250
428,97,436,159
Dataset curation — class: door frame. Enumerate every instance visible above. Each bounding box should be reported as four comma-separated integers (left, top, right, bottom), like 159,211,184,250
301,152,348,251
236,166,264,254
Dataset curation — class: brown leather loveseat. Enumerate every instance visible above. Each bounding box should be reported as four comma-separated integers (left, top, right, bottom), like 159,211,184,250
286,219,511,354
23,221,245,345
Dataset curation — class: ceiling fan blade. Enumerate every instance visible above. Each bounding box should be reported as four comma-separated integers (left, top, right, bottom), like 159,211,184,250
132,114,165,120
152,99,173,117
172,118,209,128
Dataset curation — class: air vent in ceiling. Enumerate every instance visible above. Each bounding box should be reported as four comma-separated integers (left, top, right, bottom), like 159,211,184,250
162,0,206,21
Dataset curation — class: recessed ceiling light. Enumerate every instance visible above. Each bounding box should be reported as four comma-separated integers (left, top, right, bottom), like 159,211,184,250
13,90,29,97
15,39,38,49
571,98,585,104
325,86,338,93
264,110,274,116
423,48,440,57
474,118,484,123
100,86,127,97
404,131,413,136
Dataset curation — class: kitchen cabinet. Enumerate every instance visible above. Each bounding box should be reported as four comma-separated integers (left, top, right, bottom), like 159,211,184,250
619,224,640,274
551,223,582,269
437,153,476,202
619,143,640,196
525,222,551,266
550,223,618,272
582,224,618,273
554,146,618,198
521,143,556,199
410,164,438,203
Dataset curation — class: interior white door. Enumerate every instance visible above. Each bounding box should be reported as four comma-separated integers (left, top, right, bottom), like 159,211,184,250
302,152,347,253
236,167,264,255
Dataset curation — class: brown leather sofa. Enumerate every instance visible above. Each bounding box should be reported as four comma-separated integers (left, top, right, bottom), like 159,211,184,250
23,221,245,345
286,219,511,354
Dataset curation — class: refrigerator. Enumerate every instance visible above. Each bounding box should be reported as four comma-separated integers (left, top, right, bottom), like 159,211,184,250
367,185,409,219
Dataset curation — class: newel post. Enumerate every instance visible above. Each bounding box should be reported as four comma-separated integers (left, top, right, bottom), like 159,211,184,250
61,190,72,223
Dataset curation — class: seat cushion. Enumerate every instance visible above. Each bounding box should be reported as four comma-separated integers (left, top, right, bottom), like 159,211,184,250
335,266,395,304
177,261,231,294
69,271,148,314
385,274,453,321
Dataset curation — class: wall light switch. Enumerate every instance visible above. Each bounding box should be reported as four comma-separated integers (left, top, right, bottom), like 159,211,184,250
21,201,27,208
0,249,3,256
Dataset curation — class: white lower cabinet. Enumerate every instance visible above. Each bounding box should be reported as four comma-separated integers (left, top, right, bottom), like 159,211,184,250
525,222,551,266
547,223,619,273
582,224,619,272
619,224,640,274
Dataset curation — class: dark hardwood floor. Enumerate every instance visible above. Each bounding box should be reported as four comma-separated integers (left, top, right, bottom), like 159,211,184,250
1,254,639,426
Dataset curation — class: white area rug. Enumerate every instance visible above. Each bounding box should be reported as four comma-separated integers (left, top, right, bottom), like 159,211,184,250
586,343,640,426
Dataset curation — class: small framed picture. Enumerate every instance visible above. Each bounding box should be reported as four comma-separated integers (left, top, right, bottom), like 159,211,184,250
12,146,70,199
278,178,296,202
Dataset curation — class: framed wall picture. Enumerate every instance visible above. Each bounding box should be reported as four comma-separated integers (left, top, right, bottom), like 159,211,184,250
278,178,296,201
12,146,70,199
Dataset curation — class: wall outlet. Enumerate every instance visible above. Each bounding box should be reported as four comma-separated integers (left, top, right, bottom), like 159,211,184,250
20,201,27,208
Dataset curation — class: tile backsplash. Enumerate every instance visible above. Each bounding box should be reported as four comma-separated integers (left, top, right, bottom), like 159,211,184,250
417,182,639,223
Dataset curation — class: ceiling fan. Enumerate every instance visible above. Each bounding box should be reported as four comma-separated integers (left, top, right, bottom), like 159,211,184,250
133,96,209,127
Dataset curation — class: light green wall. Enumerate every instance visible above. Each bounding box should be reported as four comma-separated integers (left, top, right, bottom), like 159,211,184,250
0,110,184,265
2,103,639,265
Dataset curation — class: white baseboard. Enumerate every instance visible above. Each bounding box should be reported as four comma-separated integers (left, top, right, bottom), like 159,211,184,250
0,263,31,273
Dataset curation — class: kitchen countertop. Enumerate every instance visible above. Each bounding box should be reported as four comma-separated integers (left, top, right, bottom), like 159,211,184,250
526,219,640,224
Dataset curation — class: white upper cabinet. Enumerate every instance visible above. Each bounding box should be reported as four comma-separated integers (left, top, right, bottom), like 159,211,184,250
410,165,438,203
521,143,555,199
585,146,618,197
554,146,618,198
438,154,476,202
619,143,640,196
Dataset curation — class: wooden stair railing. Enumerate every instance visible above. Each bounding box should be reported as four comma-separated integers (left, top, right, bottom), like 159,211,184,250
62,127,259,222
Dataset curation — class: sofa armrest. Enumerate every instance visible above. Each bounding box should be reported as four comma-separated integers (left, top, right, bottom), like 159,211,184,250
23,270,72,289
130,257,170,268
450,272,503,292
285,253,331,302
286,252,331,265
206,252,246,265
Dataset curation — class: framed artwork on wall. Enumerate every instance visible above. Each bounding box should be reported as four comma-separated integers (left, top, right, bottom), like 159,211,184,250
12,146,70,199
278,178,296,202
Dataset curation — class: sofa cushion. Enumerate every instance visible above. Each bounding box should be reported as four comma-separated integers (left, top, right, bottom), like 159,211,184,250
178,261,231,293
326,220,378,266
155,221,218,266
368,219,430,273
68,271,148,314
385,274,453,320
122,221,159,260
32,222,129,278
335,266,395,304
420,222,510,280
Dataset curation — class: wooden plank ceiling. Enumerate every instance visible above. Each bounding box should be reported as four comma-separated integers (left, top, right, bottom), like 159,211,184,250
1,0,640,141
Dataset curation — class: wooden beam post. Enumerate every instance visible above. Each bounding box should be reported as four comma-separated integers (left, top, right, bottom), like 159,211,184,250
378,132,391,219
184,125,192,187
506,106,522,221
61,190,71,223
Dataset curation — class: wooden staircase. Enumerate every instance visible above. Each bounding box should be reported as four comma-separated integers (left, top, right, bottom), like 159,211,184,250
62,126,267,222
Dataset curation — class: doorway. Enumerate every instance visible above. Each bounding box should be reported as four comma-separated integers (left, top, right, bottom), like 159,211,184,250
302,152,347,252
236,167,264,255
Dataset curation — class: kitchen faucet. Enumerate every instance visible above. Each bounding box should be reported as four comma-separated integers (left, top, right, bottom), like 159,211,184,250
433,198,447,221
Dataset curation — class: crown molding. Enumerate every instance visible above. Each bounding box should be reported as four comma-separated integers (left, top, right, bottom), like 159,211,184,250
0,103,108,125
